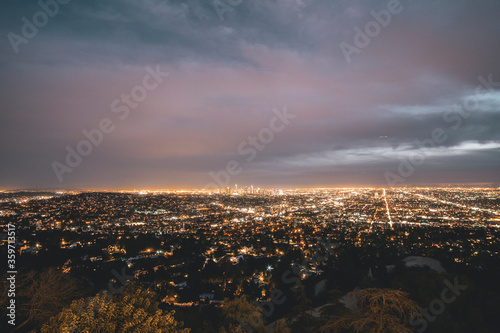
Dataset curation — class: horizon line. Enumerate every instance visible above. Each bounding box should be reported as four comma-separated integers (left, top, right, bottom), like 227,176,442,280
2,183,499,193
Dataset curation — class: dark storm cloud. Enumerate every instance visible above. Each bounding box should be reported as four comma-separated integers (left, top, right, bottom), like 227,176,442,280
1,0,499,189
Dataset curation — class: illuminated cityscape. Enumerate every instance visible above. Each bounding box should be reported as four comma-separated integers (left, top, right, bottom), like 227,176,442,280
2,0,500,332
1,187,499,332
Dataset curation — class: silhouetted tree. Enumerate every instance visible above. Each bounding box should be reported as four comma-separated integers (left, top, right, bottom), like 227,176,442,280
272,318,291,333
0,268,83,331
320,288,420,333
219,295,267,333
288,285,320,332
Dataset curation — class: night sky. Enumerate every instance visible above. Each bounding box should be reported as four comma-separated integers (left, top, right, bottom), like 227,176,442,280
1,0,499,190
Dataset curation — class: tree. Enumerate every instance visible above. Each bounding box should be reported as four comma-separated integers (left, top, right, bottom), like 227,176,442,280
272,318,291,333
41,288,190,332
0,268,83,331
288,285,320,332
320,288,420,333
320,290,347,322
220,295,267,333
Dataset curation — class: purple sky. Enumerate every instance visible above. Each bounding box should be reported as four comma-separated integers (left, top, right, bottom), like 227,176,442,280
1,0,500,190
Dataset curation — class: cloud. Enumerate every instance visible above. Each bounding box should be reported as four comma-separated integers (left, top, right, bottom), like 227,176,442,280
1,0,500,188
